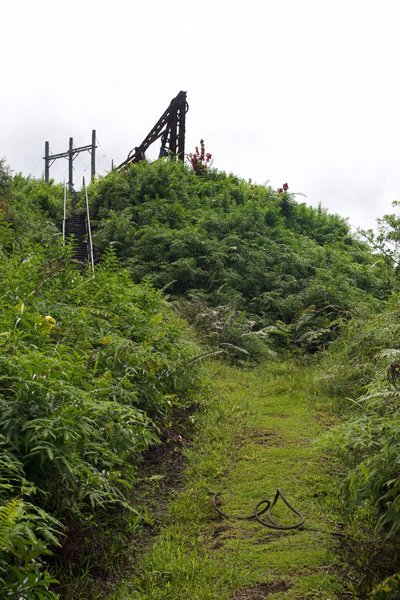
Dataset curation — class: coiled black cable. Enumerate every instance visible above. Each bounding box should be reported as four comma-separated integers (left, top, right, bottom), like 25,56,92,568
212,488,305,530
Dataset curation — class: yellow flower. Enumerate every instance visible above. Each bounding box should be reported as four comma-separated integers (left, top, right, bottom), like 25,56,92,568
44,315,56,328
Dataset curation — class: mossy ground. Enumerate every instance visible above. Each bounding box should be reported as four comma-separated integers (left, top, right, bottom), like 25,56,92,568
109,360,345,599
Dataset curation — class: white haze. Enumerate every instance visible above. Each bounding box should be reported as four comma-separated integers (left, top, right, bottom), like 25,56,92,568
2,0,400,230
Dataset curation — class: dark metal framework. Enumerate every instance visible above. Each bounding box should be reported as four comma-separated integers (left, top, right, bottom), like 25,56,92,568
44,130,97,191
116,91,188,171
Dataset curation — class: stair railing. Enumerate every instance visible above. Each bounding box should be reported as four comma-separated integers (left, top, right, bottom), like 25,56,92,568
62,181,67,244
83,177,95,273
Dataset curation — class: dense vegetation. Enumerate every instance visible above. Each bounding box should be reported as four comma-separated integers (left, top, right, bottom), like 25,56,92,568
319,215,400,597
0,164,200,597
85,160,388,357
1,155,400,597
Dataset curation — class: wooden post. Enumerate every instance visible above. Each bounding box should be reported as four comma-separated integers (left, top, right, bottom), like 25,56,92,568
44,141,50,182
68,137,74,191
91,130,96,181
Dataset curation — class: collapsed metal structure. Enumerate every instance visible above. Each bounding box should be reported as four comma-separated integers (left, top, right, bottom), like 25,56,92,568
43,91,187,184
115,90,188,170
42,91,188,264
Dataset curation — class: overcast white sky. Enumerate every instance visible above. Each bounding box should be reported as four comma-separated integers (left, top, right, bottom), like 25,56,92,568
2,0,400,230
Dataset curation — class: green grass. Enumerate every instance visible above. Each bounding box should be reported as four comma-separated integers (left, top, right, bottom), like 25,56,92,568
108,360,344,599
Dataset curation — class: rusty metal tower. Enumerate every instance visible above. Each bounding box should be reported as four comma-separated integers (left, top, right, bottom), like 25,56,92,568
116,91,188,170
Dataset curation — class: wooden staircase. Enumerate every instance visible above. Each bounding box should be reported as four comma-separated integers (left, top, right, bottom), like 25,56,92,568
64,213,89,262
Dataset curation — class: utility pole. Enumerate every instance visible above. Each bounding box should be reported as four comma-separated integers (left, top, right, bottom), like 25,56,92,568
91,129,96,181
43,131,98,190
68,137,74,191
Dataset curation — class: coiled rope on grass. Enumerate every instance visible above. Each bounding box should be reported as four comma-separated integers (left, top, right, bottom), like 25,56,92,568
212,488,305,531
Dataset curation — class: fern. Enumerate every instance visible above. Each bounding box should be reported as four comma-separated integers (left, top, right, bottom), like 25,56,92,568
0,498,22,552
0,497,60,599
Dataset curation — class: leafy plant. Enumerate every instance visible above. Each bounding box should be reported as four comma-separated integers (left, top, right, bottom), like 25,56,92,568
87,160,386,361
370,572,400,599
174,294,275,362
0,158,12,199
0,208,201,593
185,139,212,175
0,447,61,599
318,293,400,592
0,498,60,599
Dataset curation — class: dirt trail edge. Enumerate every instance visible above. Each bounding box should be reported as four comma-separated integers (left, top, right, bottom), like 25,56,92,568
109,360,344,600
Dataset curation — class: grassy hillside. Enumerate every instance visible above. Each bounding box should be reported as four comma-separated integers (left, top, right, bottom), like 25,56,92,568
86,160,388,356
1,157,400,597
0,174,201,597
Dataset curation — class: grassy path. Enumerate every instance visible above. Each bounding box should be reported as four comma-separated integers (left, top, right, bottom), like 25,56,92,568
110,360,343,599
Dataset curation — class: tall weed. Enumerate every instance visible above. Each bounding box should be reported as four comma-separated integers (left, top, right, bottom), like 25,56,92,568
0,226,200,595
319,295,400,591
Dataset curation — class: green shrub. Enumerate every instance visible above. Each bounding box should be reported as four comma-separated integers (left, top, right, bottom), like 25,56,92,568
0,449,61,599
174,294,275,362
3,175,63,245
86,161,386,359
0,223,200,593
319,294,400,591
